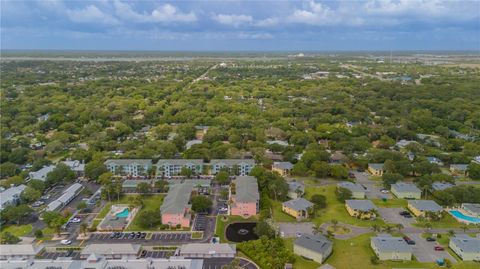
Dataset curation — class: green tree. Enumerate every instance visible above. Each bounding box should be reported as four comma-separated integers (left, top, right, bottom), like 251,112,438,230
136,210,161,228
330,164,349,179
21,187,42,203
0,204,33,224
0,162,19,178
310,194,327,209
191,195,213,212
180,167,194,178
311,161,331,178
85,160,108,180
154,180,169,192
136,182,152,193
215,170,230,185
253,221,276,239
468,163,480,180
336,187,352,202
382,172,403,188
27,179,46,193
292,161,309,176
46,163,75,186
0,232,21,244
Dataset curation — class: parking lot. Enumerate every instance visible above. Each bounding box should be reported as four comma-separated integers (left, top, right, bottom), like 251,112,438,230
88,232,197,243
39,251,80,260
278,222,313,238
352,171,391,199
194,214,207,231
406,233,456,263
201,258,257,269
89,232,148,242
378,207,415,227
151,233,191,242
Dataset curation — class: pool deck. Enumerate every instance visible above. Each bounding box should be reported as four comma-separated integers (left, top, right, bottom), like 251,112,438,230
97,204,138,231
448,209,480,224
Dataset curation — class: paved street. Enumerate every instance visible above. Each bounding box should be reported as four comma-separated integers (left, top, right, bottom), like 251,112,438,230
277,222,313,238
39,251,81,260
406,233,457,263
378,207,415,227
352,171,390,199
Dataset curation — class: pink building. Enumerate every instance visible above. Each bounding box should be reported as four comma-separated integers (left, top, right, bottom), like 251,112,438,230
160,183,193,228
229,176,259,217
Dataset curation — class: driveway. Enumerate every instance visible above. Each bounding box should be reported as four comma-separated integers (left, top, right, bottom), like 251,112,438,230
351,171,390,199
406,233,457,263
378,208,414,228
277,222,313,238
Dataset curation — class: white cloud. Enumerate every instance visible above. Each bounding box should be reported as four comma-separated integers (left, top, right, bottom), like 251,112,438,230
254,17,280,27
66,5,120,25
113,1,197,23
213,14,254,27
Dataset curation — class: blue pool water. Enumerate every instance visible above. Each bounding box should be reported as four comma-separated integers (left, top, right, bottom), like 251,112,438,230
116,208,130,218
449,210,480,224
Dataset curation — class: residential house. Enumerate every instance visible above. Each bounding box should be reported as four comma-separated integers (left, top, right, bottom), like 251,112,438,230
62,160,85,176
395,140,417,148
80,243,141,259
450,164,469,176
28,165,56,181
426,156,443,166
431,182,454,191
46,183,84,211
294,233,333,264
177,243,236,258
449,235,480,261
345,200,377,219
337,181,366,199
329,151,347,164
287,181,305,199
0,244,43,260
407,200,442,217
156,159,204,177
104,159,152,177
211,159,255,176
282,198,314,220
0,184,26,210
461,203,480,218
473,156,480,164
368,163,384,176
160,183,194,228
229,176,259,217
391,183,421,199
371,234,412,261
272,161,294,176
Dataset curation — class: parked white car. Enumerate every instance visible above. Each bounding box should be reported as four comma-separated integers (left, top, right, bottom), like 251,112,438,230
60,240,71,245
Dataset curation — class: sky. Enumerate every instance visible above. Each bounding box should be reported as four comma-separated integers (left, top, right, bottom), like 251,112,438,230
1,0,479,51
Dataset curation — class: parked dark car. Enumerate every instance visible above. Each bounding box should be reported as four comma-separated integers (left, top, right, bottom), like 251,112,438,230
65,249,73,257
110,233,116,239
140,250,147,258
141,233,147,239
426,237,436,242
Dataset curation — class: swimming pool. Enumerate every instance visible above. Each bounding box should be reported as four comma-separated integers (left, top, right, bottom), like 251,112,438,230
449,210,480,224
116,208,130,218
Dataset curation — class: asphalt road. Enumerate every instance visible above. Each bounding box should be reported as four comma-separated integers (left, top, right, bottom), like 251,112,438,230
406,233,457,263
378,207,415,228
352,170,390,199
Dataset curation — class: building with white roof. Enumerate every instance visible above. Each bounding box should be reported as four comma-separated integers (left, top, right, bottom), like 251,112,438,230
371,234,412,261
80,243,141,259
0,184,26,210
28,165,55,181
0,244,43,260
46,183,84,211
178,243,236,258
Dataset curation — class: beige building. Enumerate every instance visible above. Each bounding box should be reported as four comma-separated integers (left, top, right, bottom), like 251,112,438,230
391,183,421,199
407,200,442,217
294,233,333,264
337,181,366,199
345,200,377,219
368,163,384,176
371,234,412,261
272,161,294,176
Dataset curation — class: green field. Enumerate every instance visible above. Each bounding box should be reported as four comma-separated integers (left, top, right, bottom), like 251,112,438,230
305,185,385,227
413,213,466,229
1,224,32,237
126,194,165,231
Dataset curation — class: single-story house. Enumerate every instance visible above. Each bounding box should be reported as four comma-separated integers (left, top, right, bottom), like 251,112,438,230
449,235,480,261
345,200,377,219
272,161,294,176
391,183,421,199
80,243,141,259
294,233,333,264
282,198,314,220
461,203,480,218
426,156,443,166
371,234,412,261
177,243,236,258
28,165,56,181
407,200,443,217
337,181,366,199
329,151,347,164
368,163,384,176
431,182,454,191
450,164,469,176
0,244,43,260
473,156,480,164
0,184,26,210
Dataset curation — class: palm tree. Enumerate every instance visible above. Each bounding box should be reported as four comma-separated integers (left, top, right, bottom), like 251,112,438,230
312,223,322,235
396,223,404,233
460,224,469,233
448,230,455,237
79,223,88,236
424,222,432,231
331,219,338,230
383,225,393,233
371,224,381,232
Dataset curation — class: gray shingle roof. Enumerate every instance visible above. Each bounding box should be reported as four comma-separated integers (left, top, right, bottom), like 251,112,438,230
0,184,26,209
372,235,412,253
408,200,442,212
211,159,255,166
160,183,193,214
288,181,305,193
450,164,469,171
391,183,421,193
294,233,332,255
28,165,56,181
337,181,365,193
450,236,480,253
273,161,294,170
233,176,259,203
432,182,454,191
156,159,204,166
346,200,377,211
283,198,314,211
104,159,152,165
462,203,480,215
80,243,141,256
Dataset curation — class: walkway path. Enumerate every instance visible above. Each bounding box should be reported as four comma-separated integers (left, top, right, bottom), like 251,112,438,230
319,222,370,240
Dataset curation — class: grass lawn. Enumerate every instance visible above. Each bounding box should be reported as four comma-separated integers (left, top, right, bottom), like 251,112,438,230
305,185,385,228
325,233,477,269
215,215,257,243
369,176,383,181
272,200,297,222
413,214,465,229
126,194,165,231
372,198,407,208
1,224,32,237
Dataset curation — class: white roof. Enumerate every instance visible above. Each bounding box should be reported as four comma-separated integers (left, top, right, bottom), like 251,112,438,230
179,243,236,255
28,165,55,181
0,244,41,256
81,243,141,255
0,184,26,209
